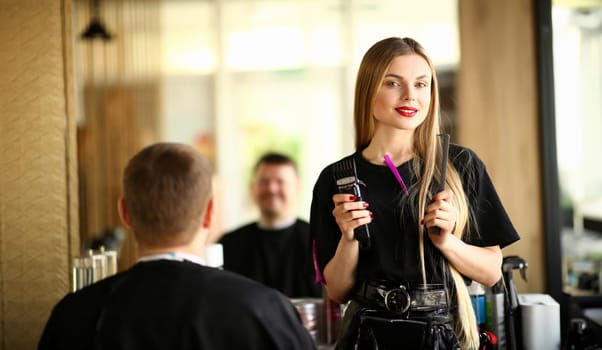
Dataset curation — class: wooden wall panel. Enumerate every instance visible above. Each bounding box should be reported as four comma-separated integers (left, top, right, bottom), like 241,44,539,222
457,0,545,293
0,0,78,349
73,0,161,271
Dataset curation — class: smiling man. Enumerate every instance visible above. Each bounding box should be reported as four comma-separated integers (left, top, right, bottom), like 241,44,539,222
219,152,322,298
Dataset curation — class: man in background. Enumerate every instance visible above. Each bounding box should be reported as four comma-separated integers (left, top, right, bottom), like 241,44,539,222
39,143,315,350
219,152,322,298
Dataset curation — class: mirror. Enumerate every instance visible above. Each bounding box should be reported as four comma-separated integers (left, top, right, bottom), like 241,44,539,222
72,0,460,270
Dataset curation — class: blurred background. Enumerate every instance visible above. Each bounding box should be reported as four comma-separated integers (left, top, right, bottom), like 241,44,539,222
72,0,602,296
1,0,601,348
71,0,462,255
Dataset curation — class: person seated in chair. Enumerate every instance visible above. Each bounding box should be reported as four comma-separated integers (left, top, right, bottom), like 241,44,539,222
220,152,322,298
39,142,316,350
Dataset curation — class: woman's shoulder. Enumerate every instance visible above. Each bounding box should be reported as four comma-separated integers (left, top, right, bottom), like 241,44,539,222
449,144,484,165
448,144,487,178
328,153,358,167
449,143,474,158
312,152,364,197
316,153,358,179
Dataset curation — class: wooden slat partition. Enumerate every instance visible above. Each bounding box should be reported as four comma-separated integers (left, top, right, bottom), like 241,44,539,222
457,0,545,292
73,0,161,270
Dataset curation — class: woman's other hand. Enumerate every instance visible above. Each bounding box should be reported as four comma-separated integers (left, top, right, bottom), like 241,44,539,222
423,190,457,241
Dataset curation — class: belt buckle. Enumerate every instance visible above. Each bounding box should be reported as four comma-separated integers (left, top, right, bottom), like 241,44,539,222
409,284,448,313
384,285,410,314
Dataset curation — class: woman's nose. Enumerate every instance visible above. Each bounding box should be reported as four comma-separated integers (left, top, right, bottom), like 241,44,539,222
401,85,415,101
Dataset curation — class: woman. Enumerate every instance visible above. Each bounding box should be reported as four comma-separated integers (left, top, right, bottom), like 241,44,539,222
310,37,519,349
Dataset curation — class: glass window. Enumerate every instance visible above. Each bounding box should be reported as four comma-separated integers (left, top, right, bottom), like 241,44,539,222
553,4,602,296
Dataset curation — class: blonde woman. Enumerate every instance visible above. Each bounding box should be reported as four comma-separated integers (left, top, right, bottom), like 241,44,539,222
310,37,519,349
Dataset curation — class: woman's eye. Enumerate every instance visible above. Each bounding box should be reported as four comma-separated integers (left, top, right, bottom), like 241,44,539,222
387,81,400,87
416,81,427,88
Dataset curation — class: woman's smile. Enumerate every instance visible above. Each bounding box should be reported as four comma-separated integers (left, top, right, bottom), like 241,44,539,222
395,106,418,117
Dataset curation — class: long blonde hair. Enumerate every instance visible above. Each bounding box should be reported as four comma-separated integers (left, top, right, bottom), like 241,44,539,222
354,37,479,349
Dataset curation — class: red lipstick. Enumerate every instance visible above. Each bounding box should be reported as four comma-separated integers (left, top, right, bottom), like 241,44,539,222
395,106,418,117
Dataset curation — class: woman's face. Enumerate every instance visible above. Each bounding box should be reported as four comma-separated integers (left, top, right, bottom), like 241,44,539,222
372,54,432,132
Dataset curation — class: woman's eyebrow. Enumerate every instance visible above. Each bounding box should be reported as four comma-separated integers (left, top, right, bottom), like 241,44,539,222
384,73,431,80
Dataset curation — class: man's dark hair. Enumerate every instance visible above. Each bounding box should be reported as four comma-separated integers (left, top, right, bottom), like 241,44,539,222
253,152,298,174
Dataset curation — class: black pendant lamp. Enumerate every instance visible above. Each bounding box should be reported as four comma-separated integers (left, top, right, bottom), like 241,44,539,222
81,0,112,41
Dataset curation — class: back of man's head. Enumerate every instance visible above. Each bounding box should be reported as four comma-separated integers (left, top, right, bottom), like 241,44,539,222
123,142,213,248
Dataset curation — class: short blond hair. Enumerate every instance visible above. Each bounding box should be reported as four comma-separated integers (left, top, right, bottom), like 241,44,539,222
123,142,213,247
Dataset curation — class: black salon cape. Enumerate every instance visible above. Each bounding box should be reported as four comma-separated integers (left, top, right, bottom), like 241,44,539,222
38,260,316,350
219,219,322,298
310,144,520,286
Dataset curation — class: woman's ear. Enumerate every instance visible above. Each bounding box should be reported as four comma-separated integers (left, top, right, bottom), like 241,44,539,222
117,197,132,230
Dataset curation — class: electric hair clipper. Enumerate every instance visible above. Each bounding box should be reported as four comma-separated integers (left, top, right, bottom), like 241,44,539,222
333,158,371,249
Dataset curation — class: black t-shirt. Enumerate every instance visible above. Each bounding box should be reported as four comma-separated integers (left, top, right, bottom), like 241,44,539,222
310,144,520,287
219,219,322,298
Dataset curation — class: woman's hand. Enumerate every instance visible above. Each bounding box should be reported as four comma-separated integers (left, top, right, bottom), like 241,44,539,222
325,193,371,303
331,193,373,241
423,190,456,241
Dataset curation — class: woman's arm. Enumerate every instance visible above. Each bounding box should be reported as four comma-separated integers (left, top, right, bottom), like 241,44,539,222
323,193,372,303
323,238,359,304
434,238,502,287
424,190,503,286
